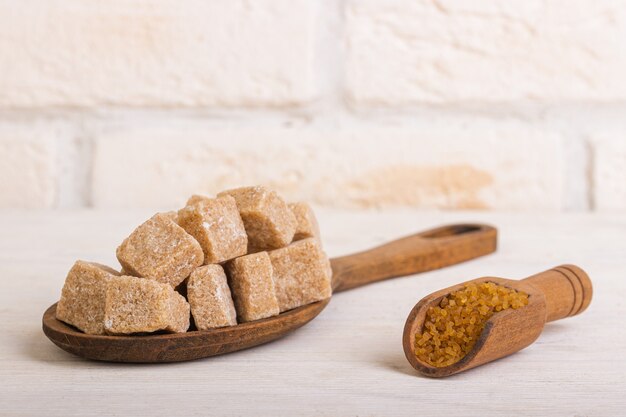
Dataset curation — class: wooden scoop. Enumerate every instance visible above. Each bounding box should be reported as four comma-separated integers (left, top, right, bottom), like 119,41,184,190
43,223,496,363
403,264,593,377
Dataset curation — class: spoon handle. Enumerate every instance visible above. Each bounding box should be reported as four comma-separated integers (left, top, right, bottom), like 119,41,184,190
522,264,593,322
329,223,497,293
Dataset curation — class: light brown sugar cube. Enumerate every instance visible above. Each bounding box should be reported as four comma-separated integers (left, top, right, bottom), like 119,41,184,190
116,213,204,287
225,252,279,322
218,186,296,250
104,276,190,334
186,194,211,206
56,261,120,335
323,256,333,284
177,195,248,264
268,238,332,312
289,202,321,242
160,210,178,223
187,265,237,330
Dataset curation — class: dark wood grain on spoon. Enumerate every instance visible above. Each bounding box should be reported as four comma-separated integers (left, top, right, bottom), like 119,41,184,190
43,223,497,363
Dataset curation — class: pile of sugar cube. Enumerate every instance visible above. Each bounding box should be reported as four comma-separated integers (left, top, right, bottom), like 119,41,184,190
56,186,332,335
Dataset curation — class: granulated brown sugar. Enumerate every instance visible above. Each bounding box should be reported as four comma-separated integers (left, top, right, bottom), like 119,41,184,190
415,282,529,367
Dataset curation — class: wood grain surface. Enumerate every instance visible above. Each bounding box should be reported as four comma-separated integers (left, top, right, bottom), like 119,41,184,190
0,209,623,416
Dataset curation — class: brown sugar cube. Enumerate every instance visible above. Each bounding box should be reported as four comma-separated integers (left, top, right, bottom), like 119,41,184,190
116,213,204,287
218,186,297,250
319,252,333,283
104,276,190,334
160,210,178,223
268,238,332,312
225,252,279,322
186,194,210,206
289,202,321,243
187,265,237,330
177,195,248,264
56,261,120,335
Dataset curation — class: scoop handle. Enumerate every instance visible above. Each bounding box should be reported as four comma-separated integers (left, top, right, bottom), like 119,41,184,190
330,224,497,293
522,264,593,322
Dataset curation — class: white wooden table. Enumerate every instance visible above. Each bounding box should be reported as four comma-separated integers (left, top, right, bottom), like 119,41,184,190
0,209,624,416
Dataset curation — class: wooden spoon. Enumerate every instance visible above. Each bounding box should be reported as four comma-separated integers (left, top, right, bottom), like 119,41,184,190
43,223,496,363
403,264,593,377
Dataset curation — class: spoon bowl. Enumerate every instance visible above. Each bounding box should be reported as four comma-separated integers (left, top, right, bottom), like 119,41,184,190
43,298,329,362
43,223,497,363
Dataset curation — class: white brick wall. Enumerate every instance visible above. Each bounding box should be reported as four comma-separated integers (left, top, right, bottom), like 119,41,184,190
346,0,626,106
0,0,316,108
91,125,562,210
591,135,626,211
0,0,624,211
0,131,57,208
